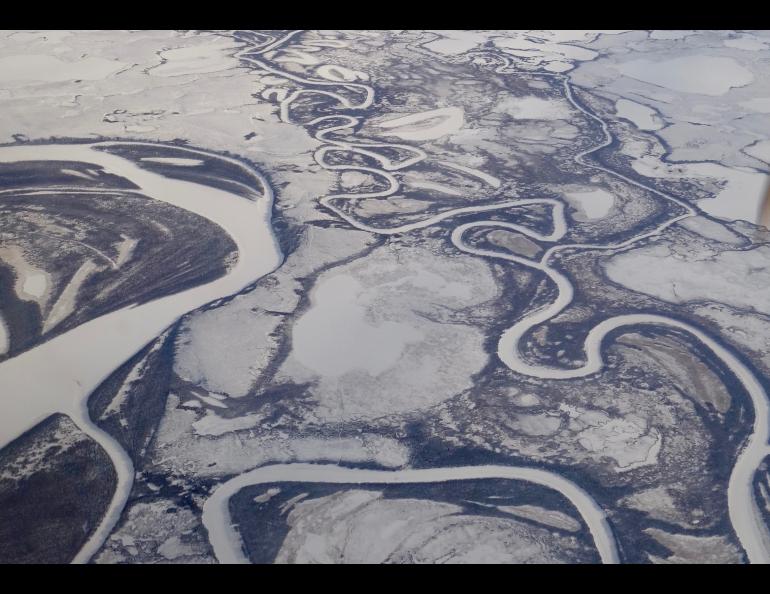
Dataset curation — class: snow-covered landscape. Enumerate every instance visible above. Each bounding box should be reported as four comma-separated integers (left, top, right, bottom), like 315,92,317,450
1,29,770,564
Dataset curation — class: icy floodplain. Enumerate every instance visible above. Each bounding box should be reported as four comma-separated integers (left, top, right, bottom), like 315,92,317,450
0,141,281,562
242,33,770,563
632,155,768,225
456,214,770,563
443,64,770,563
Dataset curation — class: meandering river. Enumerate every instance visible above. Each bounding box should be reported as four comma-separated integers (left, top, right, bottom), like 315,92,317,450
1,30,769,565
0,141,282,562
202,463,619,564
224,32,770,563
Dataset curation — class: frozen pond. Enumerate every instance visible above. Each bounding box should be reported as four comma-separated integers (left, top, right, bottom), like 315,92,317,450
564,188,615,220
616,55,754,96
498,95,573,120
745,140,770,165
615,98,662,131
378,107,465,141
292,273,423,377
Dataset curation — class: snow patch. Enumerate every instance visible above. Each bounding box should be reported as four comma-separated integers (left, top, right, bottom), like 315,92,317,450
0,54,128,83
